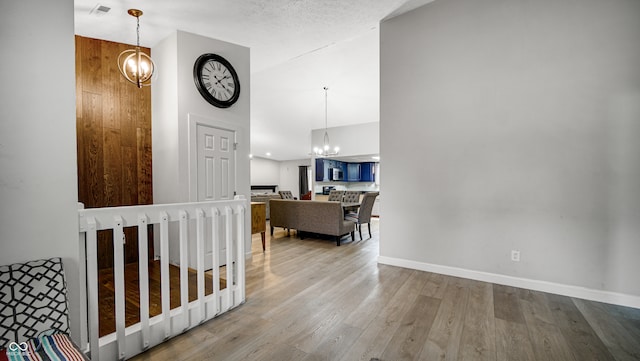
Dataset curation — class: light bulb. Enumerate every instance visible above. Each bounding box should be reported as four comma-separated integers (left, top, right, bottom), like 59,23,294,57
140,60,150,75
127,58,135,71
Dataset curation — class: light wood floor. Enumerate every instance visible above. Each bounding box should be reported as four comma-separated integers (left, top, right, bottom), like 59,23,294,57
131,219,640,361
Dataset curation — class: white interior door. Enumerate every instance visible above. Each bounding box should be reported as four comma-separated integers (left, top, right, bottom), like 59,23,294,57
197,124,235,268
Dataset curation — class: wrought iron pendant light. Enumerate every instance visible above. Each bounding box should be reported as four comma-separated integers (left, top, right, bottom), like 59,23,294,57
117,9,155,88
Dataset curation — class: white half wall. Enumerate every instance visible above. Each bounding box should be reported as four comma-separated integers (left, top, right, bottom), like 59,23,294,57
0,0,81,341
380,0,640,305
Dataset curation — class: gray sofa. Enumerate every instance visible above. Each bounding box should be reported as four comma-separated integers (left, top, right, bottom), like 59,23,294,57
269,199,355,246
250,193,282,219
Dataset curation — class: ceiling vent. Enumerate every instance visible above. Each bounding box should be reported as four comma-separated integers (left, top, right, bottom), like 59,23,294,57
90,4,111,16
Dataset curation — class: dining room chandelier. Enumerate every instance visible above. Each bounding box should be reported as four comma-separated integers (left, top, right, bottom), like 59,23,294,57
313,87,340,157
117,9,155,88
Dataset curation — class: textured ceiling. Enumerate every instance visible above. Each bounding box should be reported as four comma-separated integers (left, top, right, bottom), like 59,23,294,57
74,0,434,160
74,0,430,72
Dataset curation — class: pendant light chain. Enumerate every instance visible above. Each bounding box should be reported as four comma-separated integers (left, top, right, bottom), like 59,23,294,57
136,15,141,47
324,86,329,130
135,14,141,87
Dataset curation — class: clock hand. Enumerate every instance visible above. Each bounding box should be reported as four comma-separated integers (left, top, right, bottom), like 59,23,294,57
214,75,231,83
213,75,230,92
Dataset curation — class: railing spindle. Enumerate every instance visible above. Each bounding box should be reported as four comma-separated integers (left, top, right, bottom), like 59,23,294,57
159,211,170,339
225,206,233,310
137,213,150,349
85,217,100,361
196,208,205,322
113,215,126,360
236,205,246,305
178,210,189,331
212,208,220,314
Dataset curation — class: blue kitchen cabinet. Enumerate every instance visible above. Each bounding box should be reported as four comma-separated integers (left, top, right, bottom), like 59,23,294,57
347,163,361,182
315,160,376,183
316,159,345,181
360,162,376,182
315,158,325,181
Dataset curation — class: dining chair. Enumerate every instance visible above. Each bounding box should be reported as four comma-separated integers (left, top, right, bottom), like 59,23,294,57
279,190,295,199
344,192,378,240
327,190,345,202
342,191,361,204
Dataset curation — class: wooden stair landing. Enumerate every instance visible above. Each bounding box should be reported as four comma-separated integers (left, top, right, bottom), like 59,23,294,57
98,260,226,337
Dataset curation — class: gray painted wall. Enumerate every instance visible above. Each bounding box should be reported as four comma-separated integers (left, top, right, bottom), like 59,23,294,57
279,159,313,199
251,157,281,186
380,0,640,296
153,30,251,205
311,122,380,158
250,157,312,200
152,30,252,257
0,0,81,341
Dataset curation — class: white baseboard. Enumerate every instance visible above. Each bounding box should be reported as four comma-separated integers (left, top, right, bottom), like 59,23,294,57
377,256,640,309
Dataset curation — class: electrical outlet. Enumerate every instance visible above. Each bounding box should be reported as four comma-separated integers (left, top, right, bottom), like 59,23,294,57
511,250,520,262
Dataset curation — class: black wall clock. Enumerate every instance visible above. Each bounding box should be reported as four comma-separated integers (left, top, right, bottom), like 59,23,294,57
193,53,240,108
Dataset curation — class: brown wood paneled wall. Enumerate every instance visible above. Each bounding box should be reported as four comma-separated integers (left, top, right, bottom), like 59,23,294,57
75,35,154,269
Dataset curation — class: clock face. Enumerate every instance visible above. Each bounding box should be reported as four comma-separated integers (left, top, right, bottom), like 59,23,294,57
193,54,240,108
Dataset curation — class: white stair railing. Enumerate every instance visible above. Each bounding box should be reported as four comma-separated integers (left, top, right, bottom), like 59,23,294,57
78,198,247,361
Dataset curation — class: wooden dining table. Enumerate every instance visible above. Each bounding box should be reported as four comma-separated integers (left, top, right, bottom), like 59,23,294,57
341,202,361,214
